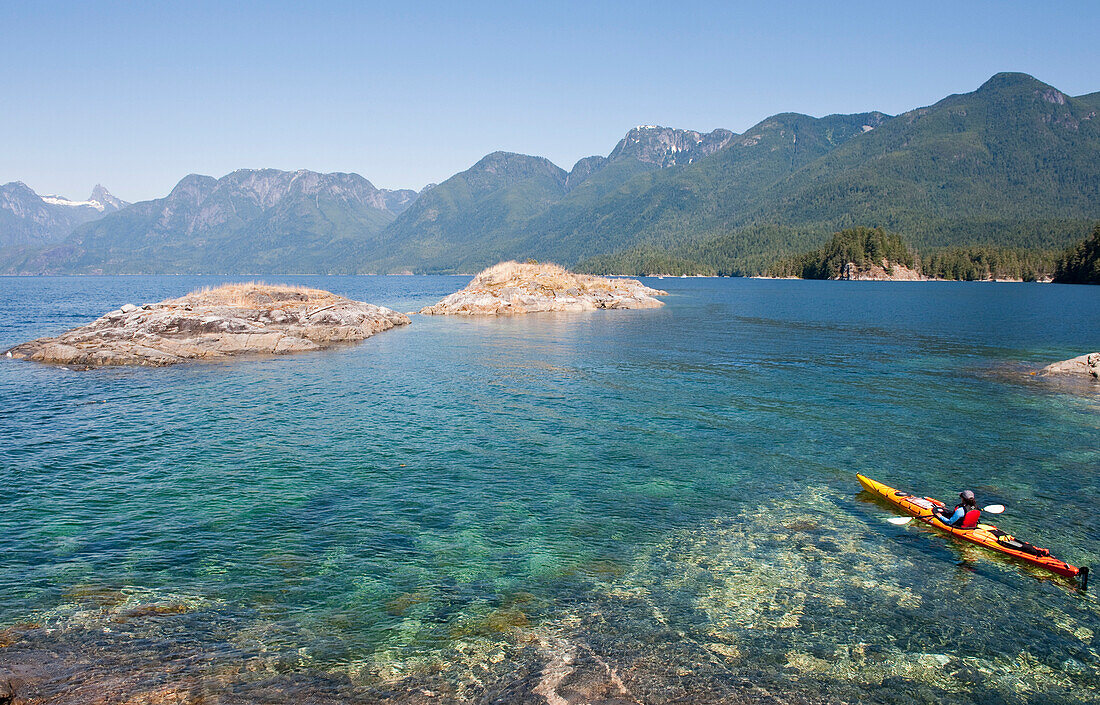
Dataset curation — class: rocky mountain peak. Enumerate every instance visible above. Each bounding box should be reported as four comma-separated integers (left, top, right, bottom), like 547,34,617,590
0,181,127,216
88,184,128,212
167,174,219,204
0,181,44,220
1,181,123,248
381,188,418,216
608,126,735,167
159,169,400,214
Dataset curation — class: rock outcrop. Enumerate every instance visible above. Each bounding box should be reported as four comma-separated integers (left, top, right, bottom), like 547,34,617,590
607,125,735,168
837,260,924,281
5,283,410,368
419,261,667,315
1038,352,1100,379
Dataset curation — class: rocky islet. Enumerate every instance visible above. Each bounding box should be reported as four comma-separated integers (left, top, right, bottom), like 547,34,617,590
419,261,668,315
4,283,411,368
5,264,668,369
1038,352,1100,380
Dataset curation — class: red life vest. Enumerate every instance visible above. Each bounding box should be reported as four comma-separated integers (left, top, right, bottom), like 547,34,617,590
959,505,981,529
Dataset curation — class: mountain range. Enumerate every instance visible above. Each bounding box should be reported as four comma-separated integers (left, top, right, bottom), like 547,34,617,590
3,171,420,274
3,72,1098,275
1,183,128,249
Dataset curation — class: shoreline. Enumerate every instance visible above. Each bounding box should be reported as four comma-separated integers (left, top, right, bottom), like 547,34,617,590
0,272,1065,283
748,275,1054,283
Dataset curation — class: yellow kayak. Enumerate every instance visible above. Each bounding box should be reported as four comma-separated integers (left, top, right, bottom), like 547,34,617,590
857,473,1088,589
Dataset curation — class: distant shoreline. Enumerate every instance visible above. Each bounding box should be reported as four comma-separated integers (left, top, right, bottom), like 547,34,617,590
748,275,1053,283
0,273,1064,283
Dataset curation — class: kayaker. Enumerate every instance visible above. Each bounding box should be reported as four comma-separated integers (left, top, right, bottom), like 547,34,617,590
933,490,981,529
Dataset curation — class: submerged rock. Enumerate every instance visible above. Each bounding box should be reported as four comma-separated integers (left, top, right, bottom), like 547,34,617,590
1038,352,1100,379
596,488,1100,703
5,283,410,368
419,261,667,316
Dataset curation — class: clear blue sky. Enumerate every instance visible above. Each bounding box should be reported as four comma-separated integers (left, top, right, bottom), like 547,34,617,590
2,0,1097,201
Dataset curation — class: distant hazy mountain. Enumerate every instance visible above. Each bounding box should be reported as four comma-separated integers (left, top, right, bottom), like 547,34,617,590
12,169,419,274
7,72,1099,275
0,182,127,249
382,189,419,216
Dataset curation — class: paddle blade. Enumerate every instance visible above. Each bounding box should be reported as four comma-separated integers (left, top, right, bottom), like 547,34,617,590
983,504,1005,514
888,516,914,525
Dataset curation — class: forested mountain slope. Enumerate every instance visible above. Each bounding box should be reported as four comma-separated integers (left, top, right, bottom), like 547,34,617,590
362,116,884,273
5,73,1097,275
582,73,1100,274
758,73,1100,246
353,152,569,273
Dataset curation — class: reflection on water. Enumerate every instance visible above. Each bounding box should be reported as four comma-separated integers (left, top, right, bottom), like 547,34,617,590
0,276,1098,703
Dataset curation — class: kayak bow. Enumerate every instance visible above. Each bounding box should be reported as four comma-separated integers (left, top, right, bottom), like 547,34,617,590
857,473,1089,590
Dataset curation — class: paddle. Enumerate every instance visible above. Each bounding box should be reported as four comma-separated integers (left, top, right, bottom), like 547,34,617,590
888,504,1005,525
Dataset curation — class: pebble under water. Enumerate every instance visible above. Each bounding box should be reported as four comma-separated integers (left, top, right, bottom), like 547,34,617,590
1,275,1098,704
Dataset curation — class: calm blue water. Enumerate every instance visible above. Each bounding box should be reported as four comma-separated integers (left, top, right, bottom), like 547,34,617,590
1,276,1098,703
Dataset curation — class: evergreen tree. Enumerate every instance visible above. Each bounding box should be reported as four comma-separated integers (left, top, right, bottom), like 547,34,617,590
1053,223,1100,284
767,227,914,279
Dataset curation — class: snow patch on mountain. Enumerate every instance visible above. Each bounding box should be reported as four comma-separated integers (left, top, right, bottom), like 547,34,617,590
41,195,108,211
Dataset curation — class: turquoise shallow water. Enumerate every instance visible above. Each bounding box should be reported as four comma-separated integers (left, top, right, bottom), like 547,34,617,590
1,276,1098,702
